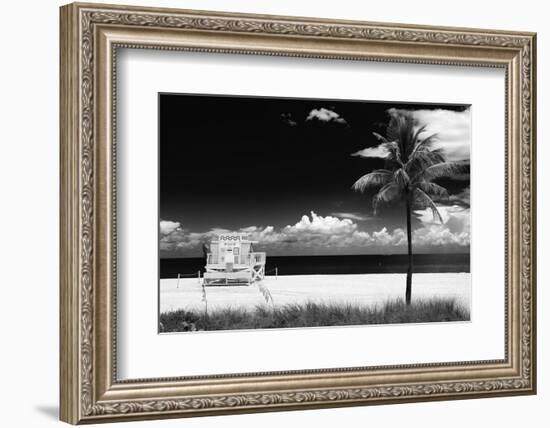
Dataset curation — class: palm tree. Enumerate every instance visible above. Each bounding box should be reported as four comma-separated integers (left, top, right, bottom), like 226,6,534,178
352,111,468,305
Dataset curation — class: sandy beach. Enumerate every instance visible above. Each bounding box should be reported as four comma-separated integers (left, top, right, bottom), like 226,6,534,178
159,273,471,313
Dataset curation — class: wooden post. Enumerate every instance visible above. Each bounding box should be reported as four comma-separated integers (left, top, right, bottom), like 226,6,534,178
275,267,278,279
176,273,180,288
201,281,208,318
198,270,201,284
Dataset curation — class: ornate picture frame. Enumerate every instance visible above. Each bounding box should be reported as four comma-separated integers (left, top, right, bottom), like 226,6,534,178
60,2,536,424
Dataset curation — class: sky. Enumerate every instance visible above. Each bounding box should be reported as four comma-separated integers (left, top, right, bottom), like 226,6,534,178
159,94,471,258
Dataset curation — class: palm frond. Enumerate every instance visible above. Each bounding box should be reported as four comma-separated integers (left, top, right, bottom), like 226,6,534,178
413,188,444,223
383,157,401,171
372,132,390,144
421,160,470,181
406,149,446,179
411,124,428,145
415,181,449,200
410,132,438,158
387,113,413,145
352,170,393,193
372,182,401,215
386,111,423,162
384,141,403,164
393,168,410,190
386,113,404,143
371,132,402,164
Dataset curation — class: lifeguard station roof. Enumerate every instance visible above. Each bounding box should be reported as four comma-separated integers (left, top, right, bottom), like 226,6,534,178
211,233,258,244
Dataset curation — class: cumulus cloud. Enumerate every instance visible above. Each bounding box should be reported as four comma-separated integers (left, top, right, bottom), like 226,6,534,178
372,227,407,246
160,220,181,236
351,145,391,159
160,222,215,253
413,204,470,247
161,209,470,257
306,108,347,124
287,212,355,235
388,107,471,162
413,224,470,247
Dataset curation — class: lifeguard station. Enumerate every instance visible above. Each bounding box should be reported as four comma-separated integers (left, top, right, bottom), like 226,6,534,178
203,234,266,285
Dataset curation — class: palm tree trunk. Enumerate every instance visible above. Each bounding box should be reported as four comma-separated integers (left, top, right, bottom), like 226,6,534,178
405,195,413,305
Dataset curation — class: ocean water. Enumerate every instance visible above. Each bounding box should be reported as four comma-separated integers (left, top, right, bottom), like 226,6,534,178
160,253,470,279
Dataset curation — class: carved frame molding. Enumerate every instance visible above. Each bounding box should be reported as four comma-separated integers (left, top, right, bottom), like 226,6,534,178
60,2,536,424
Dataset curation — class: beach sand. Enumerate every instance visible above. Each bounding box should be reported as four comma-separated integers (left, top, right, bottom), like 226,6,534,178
159,273,471,313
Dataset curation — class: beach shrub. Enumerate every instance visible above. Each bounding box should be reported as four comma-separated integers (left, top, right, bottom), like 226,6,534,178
159,298,469,333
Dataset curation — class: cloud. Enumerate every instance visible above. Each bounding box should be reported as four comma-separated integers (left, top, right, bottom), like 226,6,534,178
161,209,470,257
160,224,215,253
413,204,470,247
331,212,372,221
272,212,372,251
306,108,347,124
280,112,297,127
389,108,471,161
372,227,407,246
413,224,470,247
415,204,469,226
285,212,355,235
160,220,181,236
351,145,390,159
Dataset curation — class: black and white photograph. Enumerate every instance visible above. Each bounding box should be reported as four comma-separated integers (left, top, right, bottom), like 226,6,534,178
158,94,471,333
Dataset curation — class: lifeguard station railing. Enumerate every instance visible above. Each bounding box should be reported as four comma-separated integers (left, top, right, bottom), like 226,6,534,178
248,252,266,266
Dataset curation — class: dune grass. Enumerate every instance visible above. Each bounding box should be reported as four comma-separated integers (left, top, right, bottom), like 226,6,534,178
159,298,469,333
